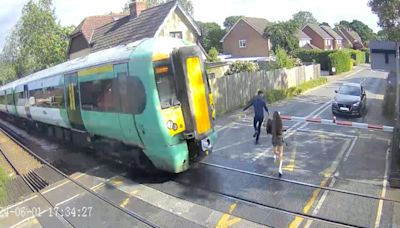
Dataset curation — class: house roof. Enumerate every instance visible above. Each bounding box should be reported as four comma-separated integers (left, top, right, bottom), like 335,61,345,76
90,1,200,53
220,16,270,42
301,43,320,50
304,24,332,39
334,28,352,44
242,17,271,35
320,26,342,40
298,30,311,40
71,14,128,42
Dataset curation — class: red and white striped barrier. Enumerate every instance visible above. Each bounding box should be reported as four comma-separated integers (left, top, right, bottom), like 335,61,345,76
281,115,394,132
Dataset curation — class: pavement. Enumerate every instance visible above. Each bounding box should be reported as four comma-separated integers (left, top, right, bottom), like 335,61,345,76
0,64,399,228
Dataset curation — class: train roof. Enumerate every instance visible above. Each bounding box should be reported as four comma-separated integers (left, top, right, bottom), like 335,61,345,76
0,39,145,91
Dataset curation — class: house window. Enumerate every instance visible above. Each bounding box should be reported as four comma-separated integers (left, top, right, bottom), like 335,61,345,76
239,40,246,48
170,31,183,39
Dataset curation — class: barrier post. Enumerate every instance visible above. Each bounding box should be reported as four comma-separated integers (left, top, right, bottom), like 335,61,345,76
390,42,400,188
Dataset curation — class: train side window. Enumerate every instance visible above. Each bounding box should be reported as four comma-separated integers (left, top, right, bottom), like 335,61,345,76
80,79,117,112
6,92,14,105
29,86,64,108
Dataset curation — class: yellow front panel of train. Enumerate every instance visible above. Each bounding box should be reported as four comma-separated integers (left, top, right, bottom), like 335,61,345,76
186,57,211,135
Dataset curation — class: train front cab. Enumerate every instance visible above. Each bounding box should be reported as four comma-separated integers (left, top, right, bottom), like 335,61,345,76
150,44,217,173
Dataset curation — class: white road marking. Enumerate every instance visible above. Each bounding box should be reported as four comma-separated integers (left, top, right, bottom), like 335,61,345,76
374,147,390,228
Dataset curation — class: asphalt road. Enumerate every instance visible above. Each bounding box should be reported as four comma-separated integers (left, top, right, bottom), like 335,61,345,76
0,65,399,228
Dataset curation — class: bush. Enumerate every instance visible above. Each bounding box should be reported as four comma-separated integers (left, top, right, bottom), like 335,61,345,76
224,61,259,75
264,77,327,103
328,51,352,74
293,49,335,70
207,47,221,62
275,47,296,69
343,49,366,66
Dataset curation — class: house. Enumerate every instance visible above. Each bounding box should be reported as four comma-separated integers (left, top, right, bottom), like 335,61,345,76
302,24,334,50
334,28,352,48
68,0,202,59
68,14,127,59
220,17,272,58
320,25,343,49
298,30,313,48
335,28,364,49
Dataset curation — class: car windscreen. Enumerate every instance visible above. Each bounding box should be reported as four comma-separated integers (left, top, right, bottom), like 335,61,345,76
338,85,360,96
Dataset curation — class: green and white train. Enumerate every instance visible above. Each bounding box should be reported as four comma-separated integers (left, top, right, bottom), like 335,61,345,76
0,38,217,173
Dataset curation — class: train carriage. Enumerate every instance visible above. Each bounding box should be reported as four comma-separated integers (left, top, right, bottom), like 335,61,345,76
0,37,217,173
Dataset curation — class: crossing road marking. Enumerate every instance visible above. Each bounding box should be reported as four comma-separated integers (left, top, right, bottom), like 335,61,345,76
289,138,352,227
216,203,241,228
120,198,130,208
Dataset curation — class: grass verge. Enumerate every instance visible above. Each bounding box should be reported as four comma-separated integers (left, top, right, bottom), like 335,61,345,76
265,77,328,103
0,167,8,204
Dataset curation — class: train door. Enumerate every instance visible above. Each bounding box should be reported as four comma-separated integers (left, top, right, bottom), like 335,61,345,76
113,63,143,145
64,73,85,131
24,85,31,118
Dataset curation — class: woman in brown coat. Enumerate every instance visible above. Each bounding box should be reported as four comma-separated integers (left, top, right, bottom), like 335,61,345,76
271,111,284,177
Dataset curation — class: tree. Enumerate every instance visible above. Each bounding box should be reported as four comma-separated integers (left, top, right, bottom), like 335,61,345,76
264,21,299,54
197,21,224,52
320,22,330,27
337,20,351,29
349,20,376,44
207,47,220,62
376,30,389,40
368,0,400,41
15,0,73,77
223,16,242,30
292,11,318,28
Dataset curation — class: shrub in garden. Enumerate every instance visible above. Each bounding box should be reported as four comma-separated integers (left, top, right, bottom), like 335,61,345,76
275,47,296,69
224,61,259,75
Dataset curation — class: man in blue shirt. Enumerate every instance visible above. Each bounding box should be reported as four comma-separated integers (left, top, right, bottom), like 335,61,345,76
243,90,269,144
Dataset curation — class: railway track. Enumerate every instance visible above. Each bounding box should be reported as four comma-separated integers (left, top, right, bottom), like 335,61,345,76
199,161,400,203
0,127,159,228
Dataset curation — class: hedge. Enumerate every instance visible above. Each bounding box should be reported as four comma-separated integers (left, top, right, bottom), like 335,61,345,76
328,51,352,74
293,49,335,71
344,49,366,66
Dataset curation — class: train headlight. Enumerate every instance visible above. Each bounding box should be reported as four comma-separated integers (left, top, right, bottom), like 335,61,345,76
167,120,178,131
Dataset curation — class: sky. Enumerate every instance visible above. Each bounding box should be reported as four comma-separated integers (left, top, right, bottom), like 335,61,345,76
0,0,380,49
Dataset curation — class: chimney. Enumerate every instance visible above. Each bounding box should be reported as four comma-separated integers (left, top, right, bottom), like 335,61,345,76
129,0,146,18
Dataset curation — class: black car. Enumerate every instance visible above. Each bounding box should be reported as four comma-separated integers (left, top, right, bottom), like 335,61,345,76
332,83,367,117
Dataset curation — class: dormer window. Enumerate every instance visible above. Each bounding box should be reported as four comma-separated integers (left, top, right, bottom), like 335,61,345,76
170,32,183,39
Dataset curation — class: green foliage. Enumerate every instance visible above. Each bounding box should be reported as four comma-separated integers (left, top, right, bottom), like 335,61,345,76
0,62,17,85
328,51,352,74
0,167,9,204
264,21,299,54
1,0,74,78
275,47,295,69
335,20,376,45
369,0,400,41
293,49,335,70
320,22,330,27
292,11,318,28
207,47,220,62
197,21,225,52
224,61,259,75
343,49,366,65
223,16,242,30
264,77,328,103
